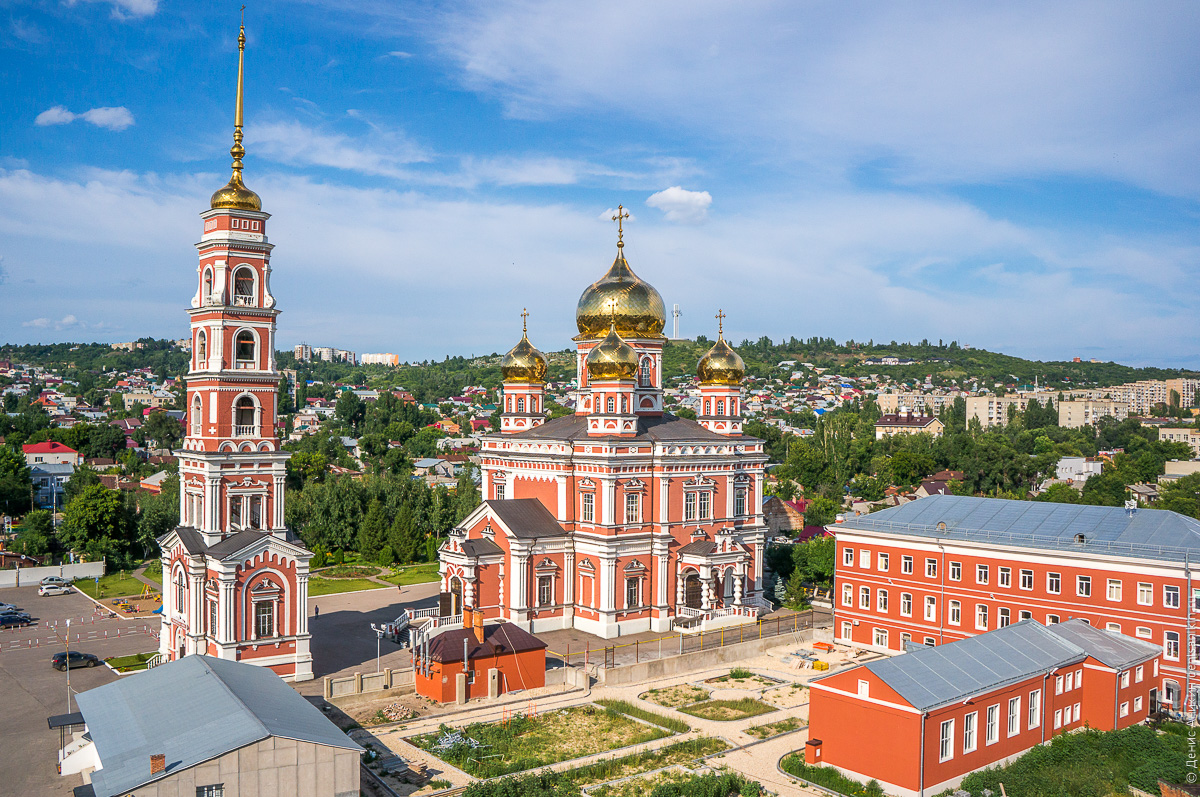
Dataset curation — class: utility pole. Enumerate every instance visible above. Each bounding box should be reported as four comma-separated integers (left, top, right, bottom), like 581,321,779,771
672,304,682,340
63,618,72,714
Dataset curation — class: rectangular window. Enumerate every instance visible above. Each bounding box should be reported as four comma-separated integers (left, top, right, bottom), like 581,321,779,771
1107,579,1122,601
976,564,989,584
902,555,913,574
976,604,989,631
1066,671,1074,691
734,489,746,517
1138,582,1153,605
208,601,217,638
985,704,999,745
1073,703,1081,722
900,593,913,617
858,679,870,697
1019,610,1033,621
949,600,961,625
1166,631,1180,660
1028,689,1041,729
254,601,274,638
963,711,977,753
625,492,640,524
1054,709,1062,729
1136,665,1144,683
949,561,962,581
582,493,595,522
874,627,888,647
841,583,853,606
1047,614,1060,624
859,549,870,568
625,577,639,608
877,589,889,612
495,484,506,501
924,596,937,622
698,491,711,520
1165,585,1180,609
877,552,889,571
1077,576,1092,597
1020,569,1034,590
939,719,954,762
860,586,870,610
197,786,225,797
1047,572,1061,594
901,633,912,645
926,558,937,579
924,637,936,646
998,567,1011,587
1136,626,1152,639
1134,696,1143,712
1055,674,1064,694
1007,696,1021,737
843,547,854,566
1121,671,1130,688
684,492,696,521
998,608,1010,628
538,575,553,606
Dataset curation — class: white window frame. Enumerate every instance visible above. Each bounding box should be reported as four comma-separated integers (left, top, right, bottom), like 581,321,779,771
1107,579,1122,602
859,586,870,610
841,583,853,606
1165,585,1180,609
1047,572,1061,594
949,561,962,581
985,704,999,745
1121,670,1130,688
843,547,854,566
939,718,954,762
1077,575,1092,597
859,548,870,568
1135,665,1144,683
949,600,961,626
877,552,889,571
924,595,936,622
877,589,888,612
1054,709,1062,729
925,558,937,578
1138,582,1153,606
1028,689,1041,729
1020,569,1034,590
998,567,1011,588
900,592,913,617
902,555,913,575
1007,696,1021,737
1165,631,1180,660
976,603,989,631
1134,696,1143,712
963,711,978,753
976,564,989,584
873,627,888,648
624,492,640,524
998,607,1010,628
581,492,595,523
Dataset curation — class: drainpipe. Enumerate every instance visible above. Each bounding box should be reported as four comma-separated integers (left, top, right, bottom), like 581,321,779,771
1041,670,1050,744
1113,668,1120,729
938,540,946,645
919,711,927,797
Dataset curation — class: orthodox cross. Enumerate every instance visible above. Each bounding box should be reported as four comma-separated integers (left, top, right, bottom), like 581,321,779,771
612,205,630,247
521,307,529,335
716,309,726,336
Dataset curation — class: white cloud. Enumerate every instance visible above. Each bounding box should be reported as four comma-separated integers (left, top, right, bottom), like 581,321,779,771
21,315,85,330
646,187,712,223
65,0,159,20
35,105,135,131
387,51,414,59
250,120,430,178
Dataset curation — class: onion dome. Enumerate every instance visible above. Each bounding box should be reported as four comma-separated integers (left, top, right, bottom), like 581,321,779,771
696,311,745,385
210,22,262,212
575,206,666,340
587,324,639,381
500,310,548,383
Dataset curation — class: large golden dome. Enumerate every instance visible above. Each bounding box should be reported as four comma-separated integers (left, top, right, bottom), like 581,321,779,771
586,325,639,380
697,316,745,385
575,251,666,340
211,172,262,211
500,332,548,383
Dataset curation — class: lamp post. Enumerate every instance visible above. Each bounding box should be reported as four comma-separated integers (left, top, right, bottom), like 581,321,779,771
63,618,72,714
371,624,383,673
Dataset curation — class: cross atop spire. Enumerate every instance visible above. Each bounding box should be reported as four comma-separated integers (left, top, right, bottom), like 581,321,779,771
521,307,529,335
230,9,248,184
612,204,630,249
715,309,726,337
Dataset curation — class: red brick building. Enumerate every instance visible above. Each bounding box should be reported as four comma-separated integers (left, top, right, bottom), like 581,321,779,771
807,619,1160,796
833,495,1200,714
412,609,546,703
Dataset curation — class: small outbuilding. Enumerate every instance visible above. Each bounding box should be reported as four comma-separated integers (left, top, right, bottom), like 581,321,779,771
413,608,547,703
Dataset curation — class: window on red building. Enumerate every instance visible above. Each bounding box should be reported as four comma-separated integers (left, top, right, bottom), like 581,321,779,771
877,589,888,612
1007,696,1021,737
998,567,1011,587
1107,579,1123,601
902,555,913,574
1077,576,1092,597
985,704,999,745
939,719,954,762
1165,585,1180,608
998,608,1010,628
925,558,937,578
976,564,989,584
924,596,936,622
1020,569,1033,590
1028,689,1041,729
1138,582,1153,605
859,586,870,609
949,561,961,581
1047,572,1061,593
976,604,988,630
900,593,912,617
949,600,961,625
963,711,977,753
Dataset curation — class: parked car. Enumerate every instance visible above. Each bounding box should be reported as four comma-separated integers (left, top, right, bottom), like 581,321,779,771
0,602,20,613
51,651,100,671
40,576,72,587
0,609,31,620
39,584,73,597
0,614,32,629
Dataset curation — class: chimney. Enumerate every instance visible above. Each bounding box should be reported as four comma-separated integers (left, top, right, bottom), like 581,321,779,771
150,753,166,775
473,610,485,645
462,606,473,630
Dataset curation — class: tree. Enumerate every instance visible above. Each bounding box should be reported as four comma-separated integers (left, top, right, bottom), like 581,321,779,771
1158,472,1200,519
453,463,481,522
803,496,839,528
139,411,183,450
334,390,365,432
61,483,137,566
0,446,32,515
1081,471,1128,507
15,509,53,556
1036,483,1082,505
790,535,835,586
406,427,445,459
134,476,178,557
388,504,422,564
356,500,389,562
83,424,128,460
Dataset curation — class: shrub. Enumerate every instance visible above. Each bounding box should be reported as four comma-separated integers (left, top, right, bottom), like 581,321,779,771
377,545,395,566
647,772,762,796
781,755,885,797
729,667,754,680
333,548,345,565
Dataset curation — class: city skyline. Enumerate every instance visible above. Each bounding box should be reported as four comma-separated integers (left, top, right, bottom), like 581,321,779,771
3,2,1200,366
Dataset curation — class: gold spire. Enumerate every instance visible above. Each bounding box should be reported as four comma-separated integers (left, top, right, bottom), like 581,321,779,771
612,205,630,249
211,8,262,211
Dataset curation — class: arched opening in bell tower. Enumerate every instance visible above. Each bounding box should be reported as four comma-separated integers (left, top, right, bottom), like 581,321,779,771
233,266,256,306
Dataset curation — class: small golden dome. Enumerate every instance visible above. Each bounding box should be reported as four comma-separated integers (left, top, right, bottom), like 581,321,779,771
210,173,262,211
697,313,745,385
500,333,548,383
575,251,666,340
587,325,639,381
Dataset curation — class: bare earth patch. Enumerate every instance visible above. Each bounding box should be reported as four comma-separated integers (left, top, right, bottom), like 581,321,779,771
745,715,803,739
641,683,711,708
762,683,809,708
679,698,777,722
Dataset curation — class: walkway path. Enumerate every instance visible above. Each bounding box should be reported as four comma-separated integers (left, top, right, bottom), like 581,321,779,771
130,563,160,591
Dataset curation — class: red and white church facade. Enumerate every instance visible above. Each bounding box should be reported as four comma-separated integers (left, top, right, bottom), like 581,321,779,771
157,25,313,681
439,212,770,638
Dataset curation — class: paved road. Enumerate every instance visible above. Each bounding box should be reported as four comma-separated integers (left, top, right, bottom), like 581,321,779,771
0,585,158,796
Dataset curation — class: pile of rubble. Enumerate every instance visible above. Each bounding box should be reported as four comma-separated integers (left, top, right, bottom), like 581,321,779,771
378,702,420,721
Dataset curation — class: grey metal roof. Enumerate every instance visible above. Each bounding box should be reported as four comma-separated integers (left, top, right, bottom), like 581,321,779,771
679,540,717,555
859,621,1086,712
172,526,207,555
842,494,1200,563
206,529,271,559
461,537,504,557
486,498,567,539
78,655,358,797
502,411,760,445
1045,619,1161,670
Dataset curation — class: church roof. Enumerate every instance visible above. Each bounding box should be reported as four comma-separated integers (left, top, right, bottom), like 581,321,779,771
460,537,504,557
504,411,758,444
678,540,717,555
426,621,547,664
206,529,271,558
485,498,566,539
159,527,307,562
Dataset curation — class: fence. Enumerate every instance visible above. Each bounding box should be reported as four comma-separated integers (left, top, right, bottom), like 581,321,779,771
547,610,817,669
1,623,159,652
0,560,105,589
324,667,416,701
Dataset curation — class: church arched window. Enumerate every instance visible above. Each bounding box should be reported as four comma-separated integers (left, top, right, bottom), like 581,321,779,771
234,396,257,435
606,396,615,413
195,329,207,369
717,399,725,416
233,267,256,306
517,397,525,413
705,399,711,416
235,330,256,367
191,394,202,436
640,357,652,387
621,395,628,413
175,572,186,615
203,268,214,305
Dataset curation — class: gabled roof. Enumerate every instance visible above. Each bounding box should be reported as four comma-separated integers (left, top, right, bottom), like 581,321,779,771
206,529,272,559
842,494,1200,563
22,441,78,454
678,540,716,555
485,498,566,539
1047,619,1161,670
426,622,546,664
78,656,358,797
460,537,504,557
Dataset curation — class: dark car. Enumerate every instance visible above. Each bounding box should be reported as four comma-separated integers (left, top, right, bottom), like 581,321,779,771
0,614,32,629
52,651,100,671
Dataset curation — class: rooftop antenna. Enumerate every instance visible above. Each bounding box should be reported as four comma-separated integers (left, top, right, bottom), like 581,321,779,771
673,304,681,339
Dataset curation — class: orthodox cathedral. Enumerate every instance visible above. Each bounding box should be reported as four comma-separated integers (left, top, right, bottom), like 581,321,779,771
439,211,770,639
157,24,313,680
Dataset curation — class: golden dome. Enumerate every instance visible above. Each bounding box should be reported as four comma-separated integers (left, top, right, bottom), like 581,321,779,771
697,312,745,385
587,325,639,381
211,172,262,211
500,318,548,384
575,251,666,340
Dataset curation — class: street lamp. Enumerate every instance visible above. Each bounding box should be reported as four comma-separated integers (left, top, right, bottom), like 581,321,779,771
371,624,384,673
63,618,72,714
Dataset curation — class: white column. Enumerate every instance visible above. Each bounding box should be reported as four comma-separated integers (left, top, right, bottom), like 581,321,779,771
659,476,670,524
207,477,221,535
557,474,568,521
725,473,735,519
701,569,712,611
601,477,615,526
734,566,744,606
273,475,286,528
676,568,685,607
218,579,235,644
564,552,575,605
599,557,617,614
295,573,309,636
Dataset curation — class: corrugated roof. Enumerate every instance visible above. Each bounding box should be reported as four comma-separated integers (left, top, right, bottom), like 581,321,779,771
486,499,566,539
1046,619,1161,670
860,621,1086,711
842,494,1200,562
79,656,357,797
460,537,504,557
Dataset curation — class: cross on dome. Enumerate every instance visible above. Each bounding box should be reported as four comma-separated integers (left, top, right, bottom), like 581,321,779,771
612,205,630,248
715,309,726,337
521,307,529,335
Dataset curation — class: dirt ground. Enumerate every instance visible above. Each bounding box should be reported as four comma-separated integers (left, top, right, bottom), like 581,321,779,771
640,683,711,707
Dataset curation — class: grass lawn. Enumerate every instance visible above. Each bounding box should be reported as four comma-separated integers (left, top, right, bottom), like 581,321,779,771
74,571,155,600
569,737,728,788
593,699,690,733
745,716,802,739
679,698,777,722
105,652,158,672
308,577,387,596
412,705,671,779
641,683,710,708
380,562,440,586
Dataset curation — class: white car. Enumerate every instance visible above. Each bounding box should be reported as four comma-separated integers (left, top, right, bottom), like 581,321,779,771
0,602,19,613
39,584,73,597
40,576,72,587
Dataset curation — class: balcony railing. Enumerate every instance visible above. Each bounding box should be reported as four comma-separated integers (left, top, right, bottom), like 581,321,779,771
233,294,255,307
234,360,256,369
233,425,258,438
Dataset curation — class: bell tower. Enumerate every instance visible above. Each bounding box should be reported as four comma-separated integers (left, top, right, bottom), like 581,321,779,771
180,20,289,544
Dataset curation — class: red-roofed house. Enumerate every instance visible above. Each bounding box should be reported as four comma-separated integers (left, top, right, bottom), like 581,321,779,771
469,419,491,432
22,441,81,467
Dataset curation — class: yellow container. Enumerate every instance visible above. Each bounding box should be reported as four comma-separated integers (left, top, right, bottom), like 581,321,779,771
813,660,830,671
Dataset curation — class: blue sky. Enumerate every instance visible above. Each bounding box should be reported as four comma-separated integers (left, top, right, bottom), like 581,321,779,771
3,1,1200,367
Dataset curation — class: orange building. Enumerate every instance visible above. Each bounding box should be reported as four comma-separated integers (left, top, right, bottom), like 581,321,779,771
807,620,1160,797
157,22,312,681
412,609,546,703
439,212,770,639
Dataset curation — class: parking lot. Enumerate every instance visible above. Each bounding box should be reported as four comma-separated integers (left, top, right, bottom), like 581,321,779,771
0,584,159,797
